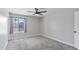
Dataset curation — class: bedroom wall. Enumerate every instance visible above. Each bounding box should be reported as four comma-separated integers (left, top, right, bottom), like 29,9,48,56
41,8,75,46
27,17,41,35
0,8,8,49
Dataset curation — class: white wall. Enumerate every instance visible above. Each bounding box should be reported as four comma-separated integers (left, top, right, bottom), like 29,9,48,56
27,17,41,35
41,8,75,46
0,8,8,49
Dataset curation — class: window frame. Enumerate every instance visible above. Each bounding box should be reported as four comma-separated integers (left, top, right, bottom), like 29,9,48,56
10,15,26,34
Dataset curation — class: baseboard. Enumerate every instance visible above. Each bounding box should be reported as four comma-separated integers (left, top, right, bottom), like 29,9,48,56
41,34,74,47
2,41,8,50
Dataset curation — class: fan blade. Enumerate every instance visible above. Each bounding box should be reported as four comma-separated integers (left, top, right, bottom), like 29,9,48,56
33,13,36,15
35,8,39,12
35,8,39,10
27,11,35,13
39,13,42,15
40,11,47,13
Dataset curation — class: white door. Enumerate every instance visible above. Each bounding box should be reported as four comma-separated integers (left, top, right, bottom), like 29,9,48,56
74,11,79,49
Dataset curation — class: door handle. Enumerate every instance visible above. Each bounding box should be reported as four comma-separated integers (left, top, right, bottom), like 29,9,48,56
74,31,77,33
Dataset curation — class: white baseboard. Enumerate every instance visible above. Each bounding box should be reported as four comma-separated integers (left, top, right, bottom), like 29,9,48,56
41,34,74,47
2,41,8,50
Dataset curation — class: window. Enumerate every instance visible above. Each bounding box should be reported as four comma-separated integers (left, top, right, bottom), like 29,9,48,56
10,16,26,34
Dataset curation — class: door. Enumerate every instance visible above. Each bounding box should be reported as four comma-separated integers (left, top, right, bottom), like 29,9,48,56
74,11,79,49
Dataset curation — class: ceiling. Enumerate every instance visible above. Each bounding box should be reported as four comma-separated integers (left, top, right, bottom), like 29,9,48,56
8,8,47,17
8,8,79,17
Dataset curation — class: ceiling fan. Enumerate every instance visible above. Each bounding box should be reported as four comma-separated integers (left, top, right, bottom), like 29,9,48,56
27,8,47,15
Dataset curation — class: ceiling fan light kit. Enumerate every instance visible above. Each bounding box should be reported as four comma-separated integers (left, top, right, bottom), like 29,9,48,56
27,8,47,15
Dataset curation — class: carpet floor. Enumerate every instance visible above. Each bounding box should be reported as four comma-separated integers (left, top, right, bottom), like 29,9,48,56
6,36,77,50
